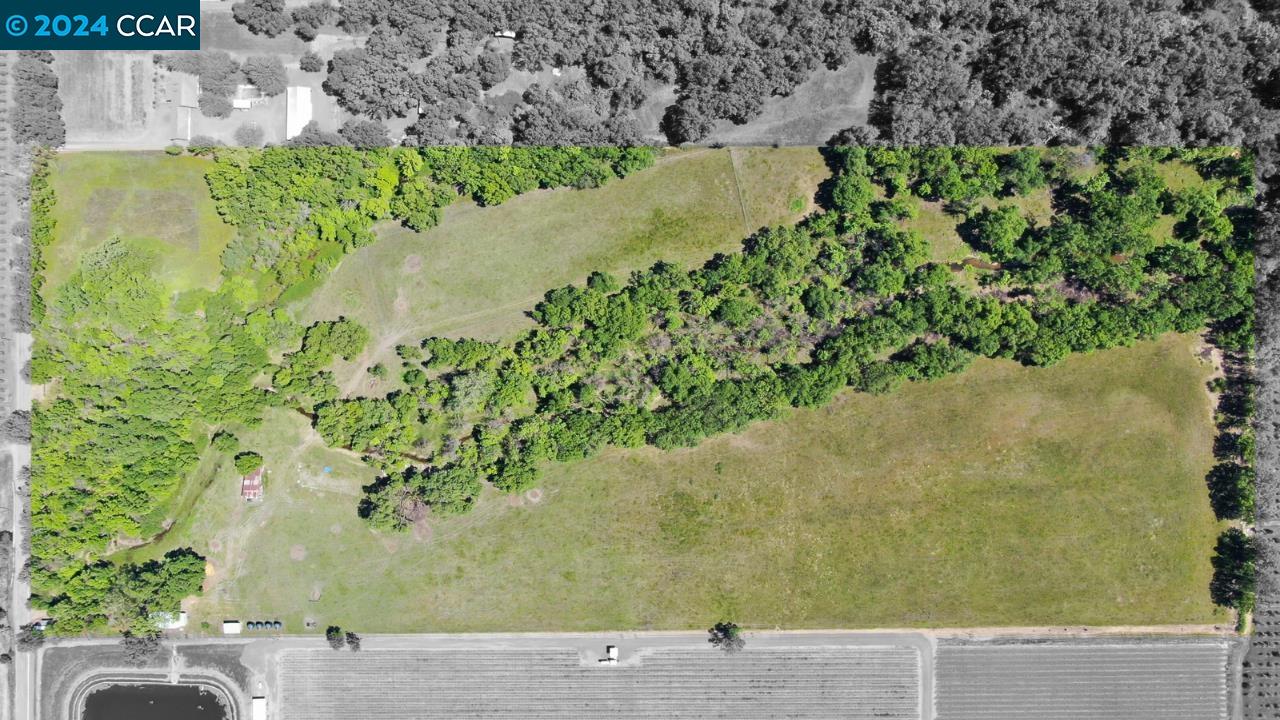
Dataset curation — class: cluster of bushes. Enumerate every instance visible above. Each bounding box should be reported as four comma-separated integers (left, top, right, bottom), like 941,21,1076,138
351,147,1255,532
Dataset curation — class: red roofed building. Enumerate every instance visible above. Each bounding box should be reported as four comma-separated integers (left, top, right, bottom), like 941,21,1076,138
241,467,264,501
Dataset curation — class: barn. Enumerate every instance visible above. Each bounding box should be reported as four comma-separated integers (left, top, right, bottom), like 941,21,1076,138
241,466,264,501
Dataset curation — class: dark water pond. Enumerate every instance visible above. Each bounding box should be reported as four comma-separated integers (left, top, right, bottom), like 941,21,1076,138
82,684,227,720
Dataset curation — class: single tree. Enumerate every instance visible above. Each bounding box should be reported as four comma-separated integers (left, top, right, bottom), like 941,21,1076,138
1210,528,1256,609
325,625,344,650
235,123,266,147
211,431,239,453
234,451,264,475
242,56,288,96
291,1,333,40
197,93,234,119
232,0,290,37
299,51,325,73
339,118,392,148
345,631,362,651
16,625,44,650
708,622,745,653
121,633,164,667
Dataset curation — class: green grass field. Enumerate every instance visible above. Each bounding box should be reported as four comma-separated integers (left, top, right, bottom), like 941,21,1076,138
49,148,1227,632
139,333,1225,632
44,153,233,295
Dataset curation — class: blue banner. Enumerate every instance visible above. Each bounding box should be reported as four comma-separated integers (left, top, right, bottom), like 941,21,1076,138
1,0,199,49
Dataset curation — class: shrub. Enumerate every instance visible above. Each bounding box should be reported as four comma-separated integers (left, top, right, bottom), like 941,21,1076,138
234,451,264,475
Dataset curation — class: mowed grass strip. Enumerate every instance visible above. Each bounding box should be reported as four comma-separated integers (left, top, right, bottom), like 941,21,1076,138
164,333,1223,632
45,152,233,295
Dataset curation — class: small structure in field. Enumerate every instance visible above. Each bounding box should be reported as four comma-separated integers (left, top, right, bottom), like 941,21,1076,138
222,620,243,635
241,466,264,501
252,696,268,720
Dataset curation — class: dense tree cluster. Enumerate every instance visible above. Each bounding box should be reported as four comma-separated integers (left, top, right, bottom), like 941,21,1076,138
11,52,65,146
155,51,245,119
348,147,1255,532
223,0,1280,151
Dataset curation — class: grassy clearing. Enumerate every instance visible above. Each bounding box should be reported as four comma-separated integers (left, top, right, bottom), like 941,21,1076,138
45,153,233,295
298,147,828,391
147,333,1224,631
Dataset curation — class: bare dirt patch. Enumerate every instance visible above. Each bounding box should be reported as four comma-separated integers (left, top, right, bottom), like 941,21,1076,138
412,517,435,543
524,488,544,504
402,254,423,274
290,544,307,561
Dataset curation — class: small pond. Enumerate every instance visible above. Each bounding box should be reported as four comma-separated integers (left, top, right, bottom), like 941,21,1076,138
82,683,227,720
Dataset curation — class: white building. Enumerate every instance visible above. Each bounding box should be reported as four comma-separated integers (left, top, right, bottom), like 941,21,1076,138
286,86,313,139
252,696,268,720
222,620,243,635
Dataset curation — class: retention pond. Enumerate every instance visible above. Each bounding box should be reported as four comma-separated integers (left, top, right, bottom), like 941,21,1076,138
82,683,228,720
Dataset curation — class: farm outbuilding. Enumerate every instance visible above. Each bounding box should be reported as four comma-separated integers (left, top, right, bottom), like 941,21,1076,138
286,86,313,139
242,467,264,501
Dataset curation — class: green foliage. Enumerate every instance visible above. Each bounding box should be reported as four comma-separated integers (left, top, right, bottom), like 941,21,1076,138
314,398,414,456
998,148,1047,196
963,205,1029,262
38,548,206,634
34,145,1252,631
31,146,652,630
204,146,655,297
349,146,1252,531
234,451,264,475
1209,528,1256,612
211,431,239,453
1205,462,1255,521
